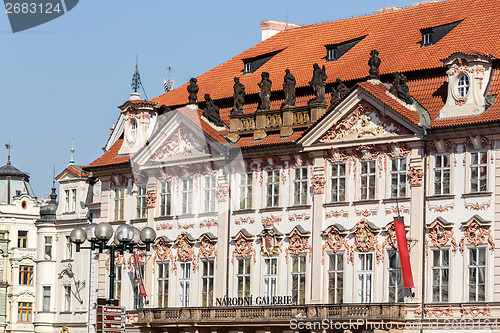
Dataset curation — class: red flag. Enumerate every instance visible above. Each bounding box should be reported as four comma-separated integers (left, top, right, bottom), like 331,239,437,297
133,249,147,297
394,217,414,288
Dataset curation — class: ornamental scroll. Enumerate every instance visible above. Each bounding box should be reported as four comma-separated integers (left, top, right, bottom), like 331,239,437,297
459,217,494,254
321,225,350,264
232,232,256,264
286,228,312,263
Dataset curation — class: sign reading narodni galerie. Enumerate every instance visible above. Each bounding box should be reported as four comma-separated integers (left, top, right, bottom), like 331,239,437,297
216,295,294,306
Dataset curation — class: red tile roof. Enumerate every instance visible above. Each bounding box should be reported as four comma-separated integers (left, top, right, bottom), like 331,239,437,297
85,139,131,169
56,165,90,179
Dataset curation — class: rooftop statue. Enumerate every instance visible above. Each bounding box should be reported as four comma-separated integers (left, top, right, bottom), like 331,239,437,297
203,93,225,127
330,86,341,105
368,50,381,80
336,78,349,98
258,71,272,111
309,63,328,104
187,77,199,104
281,68,296,107
389,71,413,104
232,77,246,115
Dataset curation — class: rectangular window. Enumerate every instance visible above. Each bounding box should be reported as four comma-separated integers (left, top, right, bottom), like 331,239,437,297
291,255,306,305
263,257,277,298
17,231,27,248
65,189,70,212
328,253,343,303
266,170,280,208
17,302,32,322
133,264,145,310
181,179,193,214
390,157,407,198
204,176,217,212
65,236,72,260
432,249,449,303
388,250,404,302
434,154,451,195
237,258,251,298
360,160,376,200
357,252,373,303
159,181,172,216
468,247,486,302
43,287,50,311
294,167,308,206
114,266,121,302
201,260,214,307
136,185,147,219
244,62,253,74
114,187,125,221
44,236,52,260
71,189,77,212
239,173,253,210
422,32,433,46
327,48,338,61
330,163,346,202
470,151,487,193
64,286,71,312
157,263,169,307
19,265,33,285
179,262,191,307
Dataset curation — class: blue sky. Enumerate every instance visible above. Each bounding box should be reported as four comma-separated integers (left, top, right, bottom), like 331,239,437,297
0,0,419,197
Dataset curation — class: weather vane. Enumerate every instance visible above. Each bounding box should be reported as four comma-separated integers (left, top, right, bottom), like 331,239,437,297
4,141,12,165
131,55,141,93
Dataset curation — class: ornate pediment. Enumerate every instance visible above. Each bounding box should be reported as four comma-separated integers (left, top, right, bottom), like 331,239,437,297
319,101,410,143
150,126,208,161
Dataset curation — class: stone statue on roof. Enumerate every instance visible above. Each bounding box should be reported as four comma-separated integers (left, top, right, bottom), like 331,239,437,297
336,78,349,98
203,93,225,127
232,77,245,115
389,72,413,104
187,77,199,104
282,68,296,108
330,86,341,105
309,63,328,104
368,50,381,80
258,71,272,111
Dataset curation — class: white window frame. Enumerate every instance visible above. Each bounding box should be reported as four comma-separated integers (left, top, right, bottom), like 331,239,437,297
157,262,169,307
360,160,376,200
390,157,407,198
434,154,451,195
44,236,52,260
113,187,125,221
42,286,50,311
266,170,280,208
181,179,193,214
237,258,251,298
422,32,433,46
468,247,486,302
64,189,70,212
64,286,71,312
201,260,214,307
71,189,76,212
330,162,346,202
293,167,308,206
136,185,147,219
133,264,145,310
65,236,72,260
357,252,373,303
204,175,217,212
179,262,191,307
388,250,404,303
327,48,338,61
114,265,122,301
239,173,253,210
263,257,277,299
244,62,253,74
291,255,306,305
457,74,470,98
431,248,449,303
328,253,343,303
469,151,488,193
159,181,172,216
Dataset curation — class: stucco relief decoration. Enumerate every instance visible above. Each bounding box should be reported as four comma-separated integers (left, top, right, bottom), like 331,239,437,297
290,152,313,167
460,304,491,317
414,306,453,318
463,135,494,164
427,221,458,254
106,250,125,272
152,238,172,271
319,101,409,143
146,191,156,208
353,144,385,176
261,155,283,170
260,227,282,257
126,313,139,324
464,201,491,211
288,213,310,222
459,218,494,253
244,158,260,172
321,225,350,264
200,219,218,229
311,176,326,194
385,206,409,215
124,106,139,121
110,174,127,189
235,217,255,225
379,223,398,251
171,232,197,273
428,139,458,166
216,184,229,202
325,148,352,174
126,248,146,270
407,167,423,187
178,223,194,230
353,219,379,261
448,58,474,105
428,203,454,213
262,215,282,226
232,233,256,264
198,234,217,261
325,210,349,219
386,142,411,157
286,229,312,263
156,222,173,231
355,209,378,217
151,127,206,161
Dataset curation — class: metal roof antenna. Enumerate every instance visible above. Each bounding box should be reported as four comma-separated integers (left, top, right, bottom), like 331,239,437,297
131,55,149,101
52,164,56,188
4,141,12,165
163,66,175,92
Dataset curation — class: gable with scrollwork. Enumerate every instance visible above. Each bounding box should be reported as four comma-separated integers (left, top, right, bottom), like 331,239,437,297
319,101,410,143
232,231,256,264
459,216,494,253
426,218,458,255
321,224,350,264
286,228,312,263
151,125,208,162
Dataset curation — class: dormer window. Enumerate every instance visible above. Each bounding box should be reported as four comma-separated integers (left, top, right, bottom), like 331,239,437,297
325,35,367,62
242,50,282,74
420,20,462,47
457,74,470,98
244,62,253,74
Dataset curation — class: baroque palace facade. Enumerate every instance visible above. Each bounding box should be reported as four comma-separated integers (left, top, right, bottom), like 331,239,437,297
71,0,500,332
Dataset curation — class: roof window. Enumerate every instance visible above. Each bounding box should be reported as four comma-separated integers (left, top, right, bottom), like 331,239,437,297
242,50,281,74
326,35,367,62
420,20,462,47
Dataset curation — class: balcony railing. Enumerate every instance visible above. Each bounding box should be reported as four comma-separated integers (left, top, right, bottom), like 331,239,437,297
128,303,406,326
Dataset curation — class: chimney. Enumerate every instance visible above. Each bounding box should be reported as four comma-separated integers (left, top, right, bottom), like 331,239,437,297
260,20,302,41
130,92,141,100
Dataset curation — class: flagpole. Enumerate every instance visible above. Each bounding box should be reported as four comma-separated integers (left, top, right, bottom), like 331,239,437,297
420,129,428,333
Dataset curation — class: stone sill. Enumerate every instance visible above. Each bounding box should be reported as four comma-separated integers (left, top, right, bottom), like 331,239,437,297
154,216,174,221
462,192,492,198
287,205,312,211
383,197,411,203
198,212,217,217
323,202,349,208
233,209,256,215
259,207,284,213
426,194,455,201
353,199,380,205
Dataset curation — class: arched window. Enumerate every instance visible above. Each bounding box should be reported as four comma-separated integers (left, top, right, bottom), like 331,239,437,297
130,119,137,139
457,74,470,98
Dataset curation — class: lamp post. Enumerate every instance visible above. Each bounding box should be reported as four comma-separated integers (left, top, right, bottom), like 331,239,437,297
70,222,156,305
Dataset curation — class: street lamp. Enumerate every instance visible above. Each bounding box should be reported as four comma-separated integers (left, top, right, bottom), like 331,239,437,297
70,221,156,305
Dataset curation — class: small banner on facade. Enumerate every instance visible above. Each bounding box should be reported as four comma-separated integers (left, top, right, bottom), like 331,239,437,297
394,216,414,288
133,248,147,297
